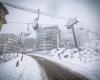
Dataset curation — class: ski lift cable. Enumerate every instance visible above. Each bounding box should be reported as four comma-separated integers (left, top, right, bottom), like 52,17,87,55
7,21,66,27
2,2,67,20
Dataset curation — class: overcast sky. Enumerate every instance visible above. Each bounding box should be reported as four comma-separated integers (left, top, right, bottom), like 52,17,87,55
0,0,100,38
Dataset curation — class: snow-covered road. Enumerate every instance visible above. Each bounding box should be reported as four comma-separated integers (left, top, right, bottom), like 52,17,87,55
0,52,100,80
0,54,89,80
32,55,89,80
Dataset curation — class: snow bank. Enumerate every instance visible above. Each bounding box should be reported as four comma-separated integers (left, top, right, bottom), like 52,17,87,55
0,53,17,63
0,54,43,80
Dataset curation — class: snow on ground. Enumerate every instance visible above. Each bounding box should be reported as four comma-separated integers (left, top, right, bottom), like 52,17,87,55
31,47,100,80
0,54,44,80
0,53,16,63
1,46,99,80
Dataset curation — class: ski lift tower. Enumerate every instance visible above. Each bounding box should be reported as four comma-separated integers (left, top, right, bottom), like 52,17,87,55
65,18,79,49
65,18,82,61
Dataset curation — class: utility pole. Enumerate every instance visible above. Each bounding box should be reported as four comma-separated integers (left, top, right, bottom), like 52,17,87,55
37,9,39,24
33,44,36,52
26,23,31,37
16,32,23,67
17,32,22,57
19,32,22,49
57,31,59,49
43,29,45,51
19,32,23,61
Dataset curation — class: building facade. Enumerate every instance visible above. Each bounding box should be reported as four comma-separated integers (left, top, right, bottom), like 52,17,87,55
36,26,61,51
0,34,19,54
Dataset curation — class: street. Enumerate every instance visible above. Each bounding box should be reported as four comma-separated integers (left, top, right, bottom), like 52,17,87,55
31,55,89,80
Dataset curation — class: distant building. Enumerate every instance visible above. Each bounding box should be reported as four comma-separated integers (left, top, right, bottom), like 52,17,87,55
36,26,61,51
61,38,75,49
0,2,9,31
0,34,19,54
23,38,38,52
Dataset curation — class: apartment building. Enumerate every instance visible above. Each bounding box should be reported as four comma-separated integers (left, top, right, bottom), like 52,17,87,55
36,26,61,51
